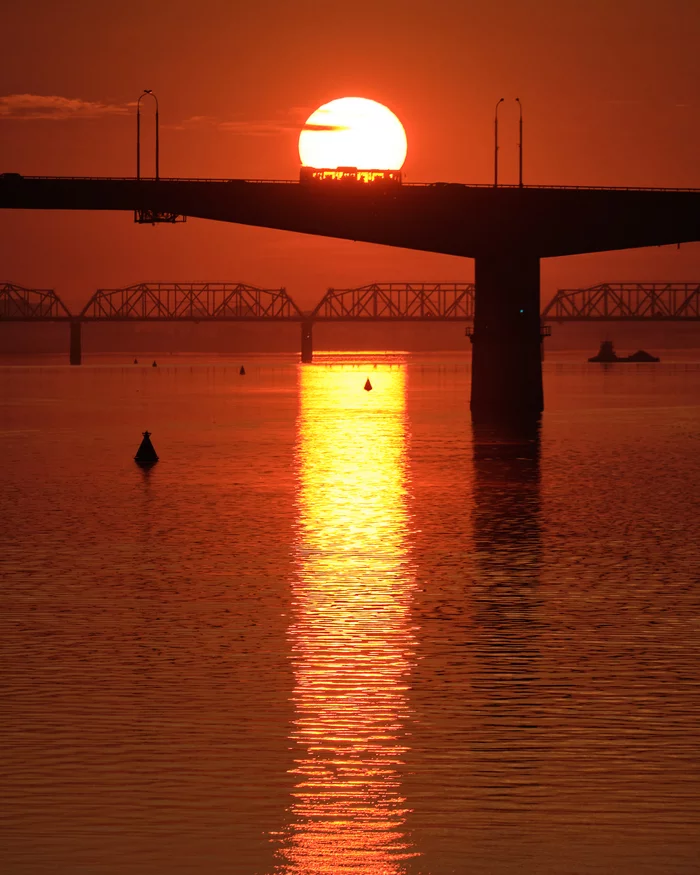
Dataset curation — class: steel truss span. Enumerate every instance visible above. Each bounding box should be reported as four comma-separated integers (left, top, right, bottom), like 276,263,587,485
80,283,303,321
542,282,700,320
0,283,71,320
311,282,476,321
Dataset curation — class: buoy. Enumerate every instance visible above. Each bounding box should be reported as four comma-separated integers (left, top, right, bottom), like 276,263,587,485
134,358,138,364
152,360,157,367
364,378,372,392
239,365,246,375
134,430,159,465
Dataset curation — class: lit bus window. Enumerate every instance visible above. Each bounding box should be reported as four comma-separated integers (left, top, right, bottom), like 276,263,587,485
299,167,402,185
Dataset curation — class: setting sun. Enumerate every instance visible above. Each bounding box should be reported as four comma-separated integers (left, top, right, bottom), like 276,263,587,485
298,97,407,170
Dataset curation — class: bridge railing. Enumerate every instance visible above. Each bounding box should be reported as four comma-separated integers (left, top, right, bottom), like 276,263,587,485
311,283,475,321
0,283,72,320
80,282,304,321
13,176,700,193
542,282,700,320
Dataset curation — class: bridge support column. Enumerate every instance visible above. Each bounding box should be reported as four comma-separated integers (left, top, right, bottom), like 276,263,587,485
69,319,82,366
301,320,313,363
470,254,543,421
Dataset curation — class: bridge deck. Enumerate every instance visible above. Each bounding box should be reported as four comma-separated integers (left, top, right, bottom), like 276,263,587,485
3,176,700,258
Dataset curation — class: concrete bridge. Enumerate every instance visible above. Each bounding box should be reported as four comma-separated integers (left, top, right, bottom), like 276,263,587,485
3,174,700,420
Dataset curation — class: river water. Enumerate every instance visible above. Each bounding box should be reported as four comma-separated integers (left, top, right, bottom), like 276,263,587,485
1,352,699,874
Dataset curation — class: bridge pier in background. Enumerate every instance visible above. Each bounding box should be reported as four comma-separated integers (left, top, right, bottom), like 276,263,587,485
69,319,82,365
301,320,313,363
470,254,543,421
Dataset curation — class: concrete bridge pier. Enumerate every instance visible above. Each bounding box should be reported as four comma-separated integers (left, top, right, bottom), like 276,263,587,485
69,319,82,365
470,254,543,421
301,320,313,363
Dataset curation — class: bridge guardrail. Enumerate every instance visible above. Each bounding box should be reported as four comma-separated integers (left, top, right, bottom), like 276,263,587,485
9,176,700,193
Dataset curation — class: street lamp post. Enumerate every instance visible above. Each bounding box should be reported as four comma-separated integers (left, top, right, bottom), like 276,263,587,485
494,97,504,187
136,89,159,182
133,89,184,224
515,97,523,188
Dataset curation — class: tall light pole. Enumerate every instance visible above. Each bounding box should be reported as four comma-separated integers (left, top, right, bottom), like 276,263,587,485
494,97,504,187
136,89,159,182
515,97,523,188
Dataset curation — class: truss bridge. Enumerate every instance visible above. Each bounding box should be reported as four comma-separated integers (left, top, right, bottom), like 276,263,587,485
0,283,71,320
80,282,301,321
542,283,700,321
298,282,476,361
6,280,699,366
310,283,475,321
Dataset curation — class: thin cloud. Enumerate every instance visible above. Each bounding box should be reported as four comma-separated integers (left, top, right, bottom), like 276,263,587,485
163,114,218,132
174,107,315,137
302,123,349,132
0,93,129,120
218,119,298,136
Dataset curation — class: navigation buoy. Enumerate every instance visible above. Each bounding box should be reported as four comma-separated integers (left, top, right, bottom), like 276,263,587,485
134,358,138,364
152,360,157,367
239,365,246,375
134,430,159,465
364,378,372,392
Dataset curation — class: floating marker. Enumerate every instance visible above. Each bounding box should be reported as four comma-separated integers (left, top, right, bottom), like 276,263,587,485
134,430,159,465
152,360,157,368
364,378,372,392
134,358,138,364
239,365,246,375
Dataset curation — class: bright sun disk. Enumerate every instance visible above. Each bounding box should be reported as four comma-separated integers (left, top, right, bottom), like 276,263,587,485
299,97,407,171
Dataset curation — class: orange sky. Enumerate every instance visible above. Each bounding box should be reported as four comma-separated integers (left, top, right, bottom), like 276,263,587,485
2,0,700,312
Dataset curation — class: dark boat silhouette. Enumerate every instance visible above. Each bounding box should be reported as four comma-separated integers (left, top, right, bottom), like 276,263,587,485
589,340,659,363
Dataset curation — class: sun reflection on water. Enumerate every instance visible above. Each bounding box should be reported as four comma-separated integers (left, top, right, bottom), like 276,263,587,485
276,365,418,874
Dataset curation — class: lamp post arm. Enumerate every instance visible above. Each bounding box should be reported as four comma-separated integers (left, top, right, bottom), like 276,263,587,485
136,90,159,181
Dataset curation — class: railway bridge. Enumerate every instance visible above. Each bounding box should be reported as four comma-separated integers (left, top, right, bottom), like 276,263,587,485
3,280,698,365
1,281,477,364
542,282,700,321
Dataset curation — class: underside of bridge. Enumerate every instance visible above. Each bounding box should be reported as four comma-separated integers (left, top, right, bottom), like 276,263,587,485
3,175,700,420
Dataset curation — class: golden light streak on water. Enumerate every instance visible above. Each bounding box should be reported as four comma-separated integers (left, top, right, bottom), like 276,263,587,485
276,364,418,874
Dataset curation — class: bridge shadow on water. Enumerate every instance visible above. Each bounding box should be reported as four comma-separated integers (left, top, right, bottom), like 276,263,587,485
464,418,545,863
471,417,542,587
470,416,542,686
